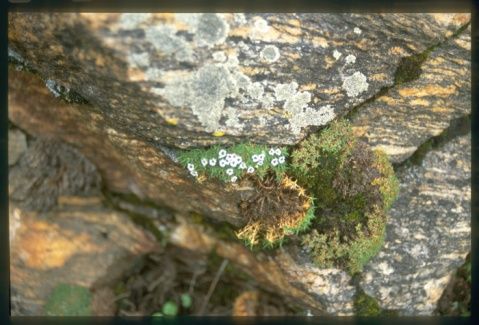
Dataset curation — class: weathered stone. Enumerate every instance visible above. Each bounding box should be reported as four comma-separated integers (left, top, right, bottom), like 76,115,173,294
8,128,27,166
8,67,245,226
360,134,471,315
9,138,102,212
352,25,470,163
9,196,160,315
8,13,469,148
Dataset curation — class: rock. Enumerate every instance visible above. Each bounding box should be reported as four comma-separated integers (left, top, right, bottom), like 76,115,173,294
8,13,469,148
360,134,471,315
10,198,160,315
169,218,358,315
351,25,470,163
9,138,102,212
8,67,245,226
8,128,27,166
9,136,160,315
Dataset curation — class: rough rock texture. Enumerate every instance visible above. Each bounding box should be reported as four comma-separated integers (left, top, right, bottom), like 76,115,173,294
9,138,102,212
8,128,27,166
8,13,470,148
169,219,356,315
9,138,161,316
8,67,245,226
352,25,471,163
8,13,471,316
360,134,471,315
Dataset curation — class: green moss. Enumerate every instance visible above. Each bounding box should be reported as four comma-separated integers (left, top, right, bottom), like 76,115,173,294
291,120,355,209
354,289,382,316
354,287,400,317
394,50,430,85
291,119,399,274
44,284,91,316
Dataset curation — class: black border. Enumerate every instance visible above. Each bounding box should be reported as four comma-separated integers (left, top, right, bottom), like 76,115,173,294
2,1,477,325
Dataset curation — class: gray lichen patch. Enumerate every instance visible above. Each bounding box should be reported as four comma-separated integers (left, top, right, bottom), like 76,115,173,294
289,105,336,134
342,71,369,97
145,26,194,62
246,82,265,100
153,64,238,132
8,47,25,63
212,51,227,62
119,13,153,29
222,106,244,135
194,14,230,47
273,81,336,134
274,81,300,101
333,50,342,60
45,79,62,98
345,54,357,65
128,52,150,68
260,45,280,63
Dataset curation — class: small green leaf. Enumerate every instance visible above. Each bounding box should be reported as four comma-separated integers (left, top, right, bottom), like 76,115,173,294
162,301,178,316
180,293,192,308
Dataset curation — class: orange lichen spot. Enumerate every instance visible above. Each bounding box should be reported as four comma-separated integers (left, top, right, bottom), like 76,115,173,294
312,36,329,48
13,217,100,270
388,46,409,57
378,96,398,105
398,85,456,98
409,98,430,106
299,83,317,91
368,73,388,82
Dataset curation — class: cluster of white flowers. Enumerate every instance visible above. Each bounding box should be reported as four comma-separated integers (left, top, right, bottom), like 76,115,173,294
268,147,286,167
187,163,198,177
186,146,287,183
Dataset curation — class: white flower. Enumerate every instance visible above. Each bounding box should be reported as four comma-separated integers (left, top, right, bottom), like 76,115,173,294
218,149,227,158
209,158,217,166
258,153,265,160
278,156,285,164
201,158,208,167
239,162,247,169
219,159,228,167
275,148,282,155
269,148,276,155
247,166,255,173
271,158,279,166
190,170,198,177
252,154,260,162
226,153,235,162
230,161,238,168
256,161,264,167
226,168,234,176
230,176,238,183
234,156,242,164
187,163,195,171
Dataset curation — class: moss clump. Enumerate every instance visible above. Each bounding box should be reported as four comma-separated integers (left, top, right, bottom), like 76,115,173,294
291,119,399,274
44,284,91,316
236,175,315,248
354,289,382,316
178,143,288,183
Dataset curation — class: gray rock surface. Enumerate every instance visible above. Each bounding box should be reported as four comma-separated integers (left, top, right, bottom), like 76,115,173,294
8,13,469,148
352,25,471,163
8,128,27,166
9,138,102,212
360,134,471,315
